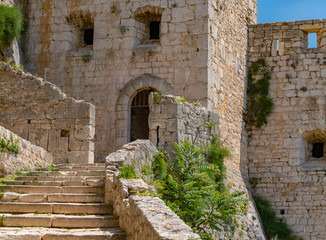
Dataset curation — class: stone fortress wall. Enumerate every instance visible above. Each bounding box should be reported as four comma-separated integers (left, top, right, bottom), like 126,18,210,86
248,19,326,240
0,62,95,164
21,0,257,166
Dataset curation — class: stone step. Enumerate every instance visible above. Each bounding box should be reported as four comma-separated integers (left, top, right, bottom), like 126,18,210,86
0,227,126,240
56,163,106,167
2,214,119,228
16,170,105,177
3,179,104,187
0,202,112,214
15,175,104,182
1,193,104,203
55,166,105,171
0,185,104,194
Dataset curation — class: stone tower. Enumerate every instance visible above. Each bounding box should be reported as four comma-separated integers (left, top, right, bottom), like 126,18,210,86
22,0,257,165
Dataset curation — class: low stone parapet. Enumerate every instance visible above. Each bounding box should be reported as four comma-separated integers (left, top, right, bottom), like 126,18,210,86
0,62,95,164
105,140,200,240
0,125,52,177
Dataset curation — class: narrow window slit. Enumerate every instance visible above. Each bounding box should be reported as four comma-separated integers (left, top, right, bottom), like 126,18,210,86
312,142,324,158
84,28,94,46
150,21,160,40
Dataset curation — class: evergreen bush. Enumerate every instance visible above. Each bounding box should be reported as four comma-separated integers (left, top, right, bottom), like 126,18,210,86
153,137,248,239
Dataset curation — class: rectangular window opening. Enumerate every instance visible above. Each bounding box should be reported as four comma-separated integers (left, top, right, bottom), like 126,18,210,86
276,40,279,51
312,142,324,158
84,28,94,46
149,21,160,40
308,33,317,49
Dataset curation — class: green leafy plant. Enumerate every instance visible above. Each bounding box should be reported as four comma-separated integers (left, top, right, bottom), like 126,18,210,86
152,137,248,239
0,134,20,155
246,58,273,128
174,96,187,103
0,5,23,53
48,164,59,171
254,195,301,240
117,163,138,179
153,90,164,104
299,87,307,92
0,214,4,226
119,25,126,34
249,178,260,189
82,51,92,62
0,174,17,185
137,190,159,197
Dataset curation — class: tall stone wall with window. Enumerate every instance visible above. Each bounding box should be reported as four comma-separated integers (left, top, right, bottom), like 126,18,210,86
21,0,258,165
248,19,326,240
22,0,212,161
0,62,95,164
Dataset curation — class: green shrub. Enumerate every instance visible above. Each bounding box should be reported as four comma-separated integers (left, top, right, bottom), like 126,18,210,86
254,195,301,240
117,163,138,179
0,134,20,155
153,137,248,239
0,5,23,50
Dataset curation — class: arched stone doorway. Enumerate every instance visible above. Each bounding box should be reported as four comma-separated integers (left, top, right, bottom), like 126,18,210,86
130,88,154,142
116,74,174,150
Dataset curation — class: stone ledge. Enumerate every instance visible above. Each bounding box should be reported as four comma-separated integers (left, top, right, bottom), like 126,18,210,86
105,140,200,240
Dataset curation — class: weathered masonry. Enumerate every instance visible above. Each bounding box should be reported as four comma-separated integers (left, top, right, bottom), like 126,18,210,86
248,19,326,240
22,0,257,167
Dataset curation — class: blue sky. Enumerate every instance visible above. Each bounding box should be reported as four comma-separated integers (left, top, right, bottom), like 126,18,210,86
258,0,326,47
258,0,326,23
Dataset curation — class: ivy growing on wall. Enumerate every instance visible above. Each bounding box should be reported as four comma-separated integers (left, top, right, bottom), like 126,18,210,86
245,58,273,129
0,5,23,53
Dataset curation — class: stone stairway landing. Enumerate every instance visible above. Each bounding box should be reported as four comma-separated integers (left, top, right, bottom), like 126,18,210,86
0,164,126,240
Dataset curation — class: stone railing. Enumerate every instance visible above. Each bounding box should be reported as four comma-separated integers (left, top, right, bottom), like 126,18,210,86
105,140,200,240
0,62,95,164
0,125,52,177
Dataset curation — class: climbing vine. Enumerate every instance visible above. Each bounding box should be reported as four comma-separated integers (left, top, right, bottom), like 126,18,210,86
245,58,273,129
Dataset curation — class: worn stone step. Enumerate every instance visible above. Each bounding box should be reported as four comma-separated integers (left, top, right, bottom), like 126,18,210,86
1,193,104,203
3,179,104,187
56,166,105,171
53,203,112,214
0,202,52,213
0,202,112,215
16,175,104,182
0,227,126,240
4,180,63,186
2,214,119,228
0,186,104,194
47,193,104,203
16,170,105,177
56,163,105,168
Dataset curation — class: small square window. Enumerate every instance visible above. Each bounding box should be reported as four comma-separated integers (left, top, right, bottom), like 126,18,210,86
312,143,324,158
83,28,94,46
149,21,160,40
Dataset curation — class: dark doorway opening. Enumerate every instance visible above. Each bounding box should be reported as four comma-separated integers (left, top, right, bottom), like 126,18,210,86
84,28,94,45
149,21,160,40
130,89,154,142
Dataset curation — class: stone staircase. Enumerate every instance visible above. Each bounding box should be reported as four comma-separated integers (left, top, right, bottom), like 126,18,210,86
0,163,126,240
